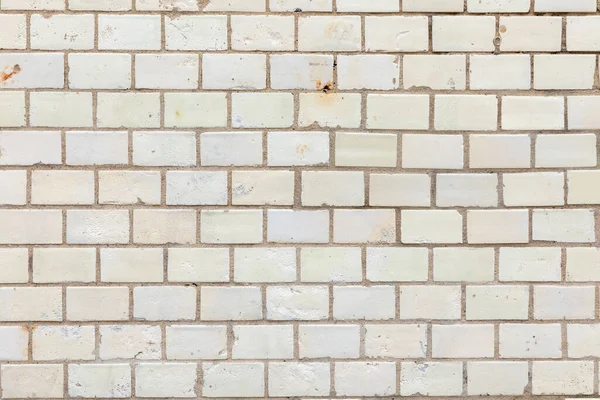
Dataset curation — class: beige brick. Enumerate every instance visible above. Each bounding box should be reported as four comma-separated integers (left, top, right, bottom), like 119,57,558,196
235,247,296,283
369,173,431,207
567,16,600,51
466,285,529,320
0,92,25,127
433,247,495,282
0,210,62,244
299,93,361,128
568,170,600,204
402,134,464,169
433,16,496,51
367,247,428,282
534,55,596,90
1,364,64,398
270,54,333,90
168,248,229,283
470,54,531,90
302,171,363,206
267,286,328,321
503,172,565,206
403,0,464,11
33,325,95,360
232,15,294,51
536,0,596,11
233,170,294,205
334,286,395,320
435,95,498,131
0,287,62,322
502,96,564,130
467,210,529,244
334,209,396,243
533,209,595,243
366,94,430,130
468,0,530,12
101,248,163,283
499,247,561,282
99,325,160,360
469,134,531,169
99,171,161,205
32,170,94,205
66,287,129,321
0,249,28,284
567,248,600,281
436,173,498,207
299,16,360,51
432,324,494,358
402,210,463,244
532,361,594,395
97,93,160,128
31,14,94,50
337,55,399,90
336,132,397,167
30,92,92,127
400,285,461,320
365,16,428,52
500,16,562,51
201,210,263,244
301,247,361,283
164,93,227,128
534,285,595,320
536,134,597,168
33,248,96,283
400,362,463,396
365,324,427,358
468,362,528,395
568,96,600,129
499,323,562,358
404,55,466,90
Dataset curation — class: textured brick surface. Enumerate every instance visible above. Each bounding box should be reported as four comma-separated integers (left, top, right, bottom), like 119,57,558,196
0,0,600,398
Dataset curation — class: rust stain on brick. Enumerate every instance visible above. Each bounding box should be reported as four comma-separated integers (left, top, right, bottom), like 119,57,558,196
1,64,21,85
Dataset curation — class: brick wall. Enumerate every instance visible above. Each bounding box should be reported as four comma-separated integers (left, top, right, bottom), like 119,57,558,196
0,0,599,397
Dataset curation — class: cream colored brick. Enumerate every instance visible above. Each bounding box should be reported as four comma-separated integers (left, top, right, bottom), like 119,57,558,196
99,171,161,205
167,171,227,205
366,94,430,130
203,54,266,90
365,16,428,52
503,172,565,206
338,0,398,11
233,170,294,205
568,170,600,204
168,248,229,283
335,132,397,167
536,134,597,168
535,285,595,320
338,55,399,90
134,209,196,244
567,324,600,358
435,95,497,131
404,55,466,90
569,96,600,129
66,132,128,165
0,92,25,127
135,363,197,398
0,210,62,244
98,15,161,50
468,362,528,395
400,285,461,320
233,325,293,359
270,54,333,90
269,362,330,397
202,362,264,397
532,361,594,395
334,209,396,244
0,326,28,361
202,132,262,166
30,92,92,127
0,170,26,205
99,325,160,360
201,286,262,321
66,287,129,321
433,324,494,358
270,0,332,11
502,96,564,130
134,286,196,321
466,285,529,320
500,16,562,51
402,210,463,244
499,247,561,282
235,247,296,283
403,0,464,11
136,54,198,89
268,131,329,166
204,0,266,11
499,323,562,358
0,287,62,321
70,0,131,10
165,15,227,50
468,0,530,12
533,209,595,243
201,210,263,244
433,16,495,52
68,364,131,398
268,210,329,243
334,286,395,320
470,134,531,169
433,247,495,282
33,248,96,283
367,247,428,282
365,324,427,358
67,210,129,244
436,173,498,207
1,0,64,8
101,248,163,283
299,93,361,128
536,0,596,11
299,16,360,51
567,248,600,281
0,249,28,284
467,210,529,244
400,362,463,396
1,365,64,398
299,325,359,358
301,247,361,282
31,14,94,50
402,134,464,169
32,170,94,205
470,54,531,90
267,285,329,320
167,325,227,360
302,171,364,206
0,15,26,49
369,173,431,207
567,16,600,51
137,0,198,10
232,15,294,51
133,131,196,166
233,93,293,128
534,55,596,90
97,93,160,128
335,362,396,396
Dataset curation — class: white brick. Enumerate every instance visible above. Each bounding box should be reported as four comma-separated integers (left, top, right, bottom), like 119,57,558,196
467,210,529,244
366,94,430,130
270,0,332,11
135,363,197,398
165,93,227,128
534,285,595,320
203,54,266,90
136,54,199,89
67,210,129,244
365,16,428,52
66,287,129,321
468,362,528,395
337,0,398,11
567,248,600,281
99,325,160,360
133,131,196,166
533,209,595,243
568,324,600,358
299,16,360,51
233,170,294,205
268,362,330,397
70,0,131,10
0,287,62,321
435,95,497,131
466,285,529,320
101,248,163,283
404,55,466,90
267,286,329,320
201,132,262,166
299,93,361,128
534,55,596,90
268,131,329,166
338,55,399,90
532,361,594,395
201,210,263,244
400,362,463,396
233,93,294,128
400,285,461,320
502,96,564,130
201,287,262,321
335,132,397,167
232,15,294,50
568,171,600,204
365,324,427,358
0,210,62,244
0,15,26,49
98,93,160,128
134,286,196,321
567,17,600,51
299,325,359,358
270,54,333,90
334,209,396,244
33,248,96,283
167,171,227,205
470,134,531,169
470,55,531,90
67,132,128,165
0,92,25,127
204,0,266,11
165,16,227,50
403,0,464,11
536,134,597,168
0,249,28,283
500,16,562,51
500,247,561,282
367,247,428,282
267,210,329,243
0,170,26,205
33,325,94,360
402,134,464,169
233,325,293,359
503,172,564,206
99,171,161,205
569,96,600,129
137,0,198,10
432,324,494,358
369,173,431,207
433,16,496,52
335,362,396,396
536,0,596,11
434,247,495,282
0,53,64,88
167,325,227,360
301,247,361,282
468,0,530,12
32,170,94,205
302,171,363,206
0,326,28,361
202,362,264,397
235,247,296,283
30,92,92,127
334,286,395,320
499,323,562,358
401,210,463,244
31,14,93,50
436,173,498,207
98,15,161,50
1,365,64,398
134,209,196,244
168,248,229,283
